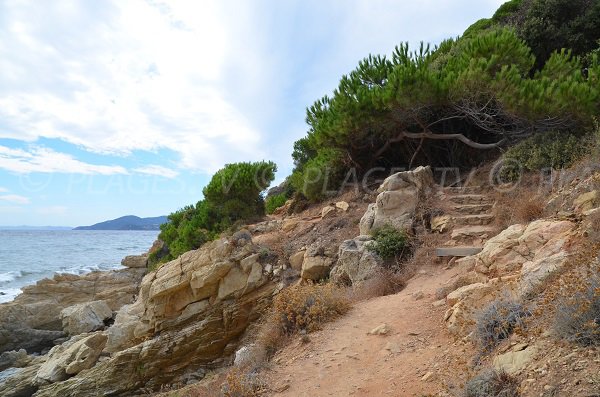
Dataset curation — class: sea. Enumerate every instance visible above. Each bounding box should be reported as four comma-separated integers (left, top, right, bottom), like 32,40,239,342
0,230,158,304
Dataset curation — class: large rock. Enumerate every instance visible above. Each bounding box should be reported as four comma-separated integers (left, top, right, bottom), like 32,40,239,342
121,254,148,268
37,236,278,396
60,301,113,336
34,332,108,385
493,344,537,375
0,267,145,354
331,236,382,285
301,245,336,281
359,166,434,235
0,349,31,371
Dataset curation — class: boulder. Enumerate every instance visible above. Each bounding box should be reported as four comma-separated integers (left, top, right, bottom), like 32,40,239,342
0,364,41,397
301,245,336,281
431,215,452,233
359,166,434,235
0,349,31,371
60,301,113,336
446,283,491,307
34,332,108,384
331,236,381,285
288,250,306,271
493,344,537,374
574,190,598,212
121,254,148,268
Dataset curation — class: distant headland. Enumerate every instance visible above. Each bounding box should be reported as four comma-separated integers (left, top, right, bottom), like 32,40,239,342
74,215,167,231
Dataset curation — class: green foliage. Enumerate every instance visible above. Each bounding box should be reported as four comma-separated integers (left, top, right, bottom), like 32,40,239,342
463,18,493,38
156,161,276,263
265,193,287,214
491,0,523,23
289,149,345,201
367,225,409,260
501,131,591,180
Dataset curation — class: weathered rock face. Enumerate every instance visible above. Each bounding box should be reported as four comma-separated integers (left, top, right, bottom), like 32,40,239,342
359,166,434,235
301,245,336,281
0,267,145,354
331,236,381,286
32,236,277,396
121,254,148,268
60,301,113,336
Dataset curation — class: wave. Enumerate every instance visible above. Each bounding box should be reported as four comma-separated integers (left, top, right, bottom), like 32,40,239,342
0,287,24,304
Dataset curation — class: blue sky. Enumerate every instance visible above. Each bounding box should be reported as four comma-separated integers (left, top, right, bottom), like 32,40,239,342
0,0,505,226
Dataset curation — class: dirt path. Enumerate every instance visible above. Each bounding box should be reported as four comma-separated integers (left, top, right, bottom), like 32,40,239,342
263,263,474,397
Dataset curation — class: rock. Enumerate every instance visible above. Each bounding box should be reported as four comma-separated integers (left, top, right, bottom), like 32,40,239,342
574,190,598,212
282,218,300,232
121,254,148,268
34,332,108,384
330,236,381,286
431,215,451,233
446,283,491,307
359,166,434,235
321,205,336,218
300,245,336,281
421,371,434,381
0,364,41,397
0,349,31,371
493,345,537,374
368,323,390,335
335,201,350,212
437,271,489,299
0,267,145,354
60,301,113,336
520,251,570,295
289,250,306,271
234,344,264,369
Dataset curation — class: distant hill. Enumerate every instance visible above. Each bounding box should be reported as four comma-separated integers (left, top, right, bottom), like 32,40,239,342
0,226,73,231
74,215,167,231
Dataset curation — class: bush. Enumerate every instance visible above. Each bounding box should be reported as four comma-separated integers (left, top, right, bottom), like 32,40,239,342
367,225,410,261
500,131,591,181
273,283,350,335
289,149,345,202
464,369,520,397
554,271,600,346
221,368,264,397
474,298,531,353
265,193,287,214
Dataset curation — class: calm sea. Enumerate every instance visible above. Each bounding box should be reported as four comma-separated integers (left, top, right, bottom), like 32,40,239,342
0,230,158,303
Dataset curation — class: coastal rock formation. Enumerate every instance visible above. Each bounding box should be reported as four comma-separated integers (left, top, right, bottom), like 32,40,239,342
331,235,381,286
0,267,145,354
31,235,277,396
60,300,113,336
121,254,148,268
359,166,434,235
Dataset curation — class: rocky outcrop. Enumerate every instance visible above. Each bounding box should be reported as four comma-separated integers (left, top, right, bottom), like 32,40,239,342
31,235,278,396
0,267,145,354
359,166,434,235
301,245,336,281
60,301,113,336
121,254,148,268
331,236,381,286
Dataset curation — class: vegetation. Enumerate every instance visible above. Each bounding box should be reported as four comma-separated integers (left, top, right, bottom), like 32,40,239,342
155,161,276,263
221,368,264,397
367,225,410,261
265,193,287,214
474,298,531,353
464,369,520,397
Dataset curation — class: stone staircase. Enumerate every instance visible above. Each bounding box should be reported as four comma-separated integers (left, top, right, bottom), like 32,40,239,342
434,186,497,258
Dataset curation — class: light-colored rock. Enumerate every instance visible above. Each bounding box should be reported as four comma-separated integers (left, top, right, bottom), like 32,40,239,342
0,349,31,371
493,345,537,374
574,190,598,212
35,332,108,384
520,251,569,295
289,250,306,271
301,246,336,281
121,254,148,268
218,267,249,300
359,166,434,235
321,205,336,218
431,215,451,233
282,218,300,232
446,283,491,307
60,301,113,336
335,201,350,212
331,236,381,286
368,323,390,335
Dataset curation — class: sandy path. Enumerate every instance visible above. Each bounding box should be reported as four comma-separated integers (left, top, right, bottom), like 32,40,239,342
263,263,473,397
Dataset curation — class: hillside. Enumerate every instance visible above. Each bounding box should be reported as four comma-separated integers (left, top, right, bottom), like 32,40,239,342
74,215,167,231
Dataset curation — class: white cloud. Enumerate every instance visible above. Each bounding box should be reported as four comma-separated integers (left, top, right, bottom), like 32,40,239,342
0,187,7,193
0,145,127,175
0,194,30,204
134,165,179,179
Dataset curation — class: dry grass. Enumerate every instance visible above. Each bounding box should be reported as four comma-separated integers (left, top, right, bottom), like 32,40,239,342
493,173,547,230
349,268,407,301
464,369,520,397
221,368,265,397
474,297,531,354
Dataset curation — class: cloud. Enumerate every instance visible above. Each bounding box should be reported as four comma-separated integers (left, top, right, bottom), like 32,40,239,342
0,145,128,175
0,187,7,193
36,205,68,216
134,165,179,179
0,194,30,204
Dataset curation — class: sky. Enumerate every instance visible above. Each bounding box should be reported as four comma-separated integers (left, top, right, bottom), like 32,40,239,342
0,0,505,227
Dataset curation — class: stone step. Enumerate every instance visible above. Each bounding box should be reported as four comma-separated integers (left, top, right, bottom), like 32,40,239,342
451,203,494,215
451,214,495,226
443,186,483,194
448,194,494,205
435,246,483,257
451,225,497,240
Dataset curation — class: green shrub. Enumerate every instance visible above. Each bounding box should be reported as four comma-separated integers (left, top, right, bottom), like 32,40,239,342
464,369,520,397
491,0,523,22
500,131,591,180
289,149,345,202
367,225,410,261
265,193,287,214
474,298,531,353
554,272,600,346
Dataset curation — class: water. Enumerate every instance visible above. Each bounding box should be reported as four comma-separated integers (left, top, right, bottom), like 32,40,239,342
0,230,158,303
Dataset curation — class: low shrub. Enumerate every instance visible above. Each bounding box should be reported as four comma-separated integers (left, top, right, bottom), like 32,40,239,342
265,193,287,214
221,368,264,397
554,271,600,346
474,298,531,353
367,225,410,261
273,283,350,335
464,369,520,397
